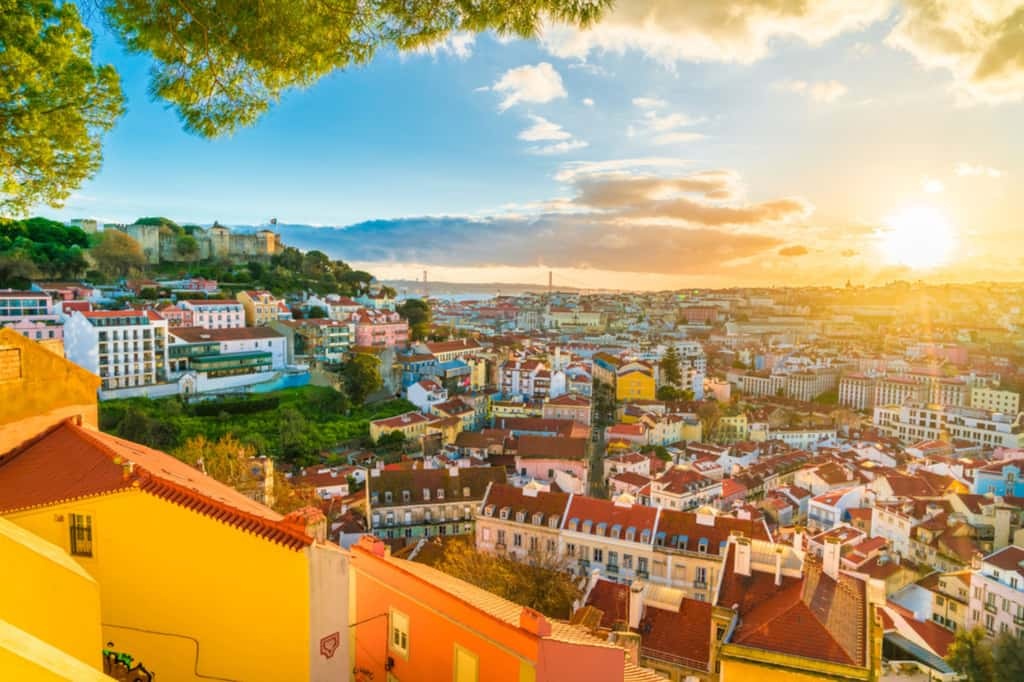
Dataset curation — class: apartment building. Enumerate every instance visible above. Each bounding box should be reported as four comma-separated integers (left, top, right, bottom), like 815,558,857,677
875,376,930,406
542,394,592,425
352,309,408,348
272,318,355,364
874,404,1024,449
968,545,1024,639
166,326,286,378
839,374,877,410
972,387,1021,414
235,290,286,326
64,310,168,391
477,485,771,602
366,465,506,541
500,359,566,400
178,299,245,329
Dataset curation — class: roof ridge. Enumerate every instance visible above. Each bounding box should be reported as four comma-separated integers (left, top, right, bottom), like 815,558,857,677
0,417,77,465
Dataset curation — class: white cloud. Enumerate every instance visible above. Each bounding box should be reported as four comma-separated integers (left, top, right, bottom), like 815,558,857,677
528,140,590,155
540,0,890,65
583,97,595,107
956,162,1004,178
777,79,848,102
518,115,573,142
921,176,945,193
888,1,1024,105
555,158,692,183
489,63,567,111
632,97,668,109
653,132,707,145
410,31,476,59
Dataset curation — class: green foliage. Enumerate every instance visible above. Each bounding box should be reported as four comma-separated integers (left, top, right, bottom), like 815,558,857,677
0,217,90,281
135,216,181,232
375,429,406,450
176,234,199,260
659,345,683,387
396,298,432,341
947,627,994,682
307,306,328,319
592,380,616,428
656,385,693,402
91,229,146,276
435,539,581,619
1,0,124,215
99,387,414,464
994,632,1024,682
101,0,610,137
344,354,383,405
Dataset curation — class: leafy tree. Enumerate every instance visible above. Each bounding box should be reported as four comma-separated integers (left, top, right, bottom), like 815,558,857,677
697,401,722,440
176,234,199,261
91,229,146,276
592,380,616,428
947,627,994,682
278,407,311,462
0,252,41,287
375,429,406,450
344,353,382,405
397,298,432,341
656,385,694,402
659,345,683,388
135,216,182,232
101,0,609,137
993,632,1024,682
173,434,255,487
307,306,328,319
1,0,124,215
436,540,581,619
378,285,397,298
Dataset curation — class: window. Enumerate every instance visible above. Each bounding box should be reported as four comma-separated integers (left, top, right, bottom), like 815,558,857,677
513,533,523,547
423,488,431,501
390,609,410,658
623,554,633,570
593,548,603,563
638,557,648,574
567,543,577,557
454,644,479,682
402,490,411,503
529,536,538,552
497,530,506,546
437,489,445,500
546,539,556,554
695,567,708,586
69,513,92,557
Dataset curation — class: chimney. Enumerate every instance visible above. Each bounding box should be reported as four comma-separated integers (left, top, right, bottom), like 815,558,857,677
733,534,751,577
774,546,784,586
448,465,460,478
519,608,552,637
823,536,841,581
628,581,645,630
792,525,804,553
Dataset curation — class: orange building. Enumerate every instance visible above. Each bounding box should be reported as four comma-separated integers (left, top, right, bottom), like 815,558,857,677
349,536,662,682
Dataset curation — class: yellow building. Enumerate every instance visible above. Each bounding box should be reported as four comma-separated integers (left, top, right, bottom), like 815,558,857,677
715,412,749,444
369,410,433,443
0,327,99,449
236,289,284,326
616,364,656,402
0,335,350,682
0,517,109,680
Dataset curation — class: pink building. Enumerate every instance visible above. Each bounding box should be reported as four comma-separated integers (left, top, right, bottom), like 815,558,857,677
351,308,409,348
157,304,194,327
179,299,245,329
0,290,62,342
3,318,63,342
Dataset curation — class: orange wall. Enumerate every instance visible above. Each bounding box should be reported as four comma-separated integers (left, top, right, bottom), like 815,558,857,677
350,542,625,682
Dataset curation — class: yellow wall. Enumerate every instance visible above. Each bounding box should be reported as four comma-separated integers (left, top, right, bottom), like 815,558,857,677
0,518,104,671
617,372,655,402
6,489,312,682
0,620,111,682
0,329,99,450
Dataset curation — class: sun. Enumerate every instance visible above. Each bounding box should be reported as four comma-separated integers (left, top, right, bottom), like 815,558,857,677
878,205,956,269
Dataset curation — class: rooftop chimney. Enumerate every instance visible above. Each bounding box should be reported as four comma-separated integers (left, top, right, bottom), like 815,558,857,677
774,547,784,587
792,525,804,553
519,608,552,637
823,536,841,581
628,581,645,630
733,534,752,577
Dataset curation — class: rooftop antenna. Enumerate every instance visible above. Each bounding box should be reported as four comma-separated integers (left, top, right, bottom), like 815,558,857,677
423,270,429,300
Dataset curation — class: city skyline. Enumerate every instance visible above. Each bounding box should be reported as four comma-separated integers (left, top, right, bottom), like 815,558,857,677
40,2,1024,290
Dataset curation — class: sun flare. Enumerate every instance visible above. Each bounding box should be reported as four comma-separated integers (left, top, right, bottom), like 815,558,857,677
878,206,956,269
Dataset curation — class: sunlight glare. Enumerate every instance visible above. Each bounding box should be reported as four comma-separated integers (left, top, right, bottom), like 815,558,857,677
878,206,956,269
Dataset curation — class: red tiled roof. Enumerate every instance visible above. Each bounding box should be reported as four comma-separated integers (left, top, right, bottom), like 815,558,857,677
516,435,588,460
656,509,769,556
0,421,313,550
565,496,659,536
583,579,629,629
639,601,713,671
481,483,571,526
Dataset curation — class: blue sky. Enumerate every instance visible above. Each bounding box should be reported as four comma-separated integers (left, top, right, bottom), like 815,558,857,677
45,2,1024,289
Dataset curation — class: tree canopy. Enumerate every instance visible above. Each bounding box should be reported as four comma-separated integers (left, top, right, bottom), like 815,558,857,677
91,228,146,276
0,217,90,281
397,298,432,340
1,0,124,215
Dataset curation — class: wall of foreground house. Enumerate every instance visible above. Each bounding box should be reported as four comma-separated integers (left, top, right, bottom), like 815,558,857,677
5,489,341,682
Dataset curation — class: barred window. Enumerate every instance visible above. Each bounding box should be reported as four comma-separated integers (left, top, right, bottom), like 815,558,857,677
69,514,93,557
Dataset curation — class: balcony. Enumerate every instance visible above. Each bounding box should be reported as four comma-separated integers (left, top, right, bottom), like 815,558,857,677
1014,615,1024,626
607,564,619,574
637,569,650,579
578,559,590,570
693,580,707,589
985,602,998,615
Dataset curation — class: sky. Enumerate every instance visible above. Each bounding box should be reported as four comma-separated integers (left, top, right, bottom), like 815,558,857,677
45,1,1024,290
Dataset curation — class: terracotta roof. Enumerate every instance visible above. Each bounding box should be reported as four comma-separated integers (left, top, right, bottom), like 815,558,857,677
170,326,283,342
718,547,868,668
583,579,630,630
639,600,713,671
369,466,505,508
0,421,313,550
565,496,659,538
656,509,769,555
516,435,588,460
480,483,571,524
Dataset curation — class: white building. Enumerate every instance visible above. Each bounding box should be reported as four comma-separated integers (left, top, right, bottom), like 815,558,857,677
968,545,1024,638
178,299,245,329
167,326,287,373
406,379,448,413
972,387,1021,415
64,310,168,391
874,404,1024,449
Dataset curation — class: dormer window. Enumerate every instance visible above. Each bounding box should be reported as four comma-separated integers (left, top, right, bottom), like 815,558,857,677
568,518,579,531
655,531,666,546
463,486,471,497
371,492,379,504
698,538,709,553
384,491,393,504
625,527,636,542
549,516,560,529
610,524,622,539
641,529,651,544
533,512,544,525
437,489,445,500
582,520,593,534
499,506,511,520
678,535,689,550
516,510,527,523
423,488,431,502
402,490,411,503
